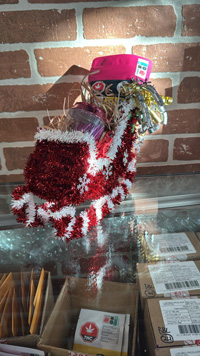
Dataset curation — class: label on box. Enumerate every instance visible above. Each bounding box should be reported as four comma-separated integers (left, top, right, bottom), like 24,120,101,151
148,261,200,294
146,232,196,257
170,346,200,355
73,309,127,356
160,299,200,341
135,58,149,79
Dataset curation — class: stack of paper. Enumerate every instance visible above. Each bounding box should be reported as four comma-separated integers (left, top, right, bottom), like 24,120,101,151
0,269,54,338
73,309,130,356
0,343,44,356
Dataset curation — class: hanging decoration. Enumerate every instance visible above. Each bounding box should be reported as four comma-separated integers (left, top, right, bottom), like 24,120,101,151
11,54,172,242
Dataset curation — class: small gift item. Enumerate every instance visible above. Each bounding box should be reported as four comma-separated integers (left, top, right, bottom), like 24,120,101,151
88,54,153,95
68,102,105,141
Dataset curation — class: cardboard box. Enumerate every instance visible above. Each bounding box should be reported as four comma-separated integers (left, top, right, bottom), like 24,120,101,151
155,346,200,356
196,232,200,241
144,297,200,356
38,277,138,356
137,260,200,310
139,231,200,263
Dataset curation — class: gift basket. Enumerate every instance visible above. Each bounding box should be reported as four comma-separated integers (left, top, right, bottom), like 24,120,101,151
11,54,172,242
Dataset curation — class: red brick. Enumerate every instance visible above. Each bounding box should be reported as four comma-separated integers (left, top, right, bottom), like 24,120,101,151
0,174,25,183
148,78,172,97
83,6,176,39
0,50,31,80
4,147,34,170
0,117,38,142
161,109,200,134
177,77,200,103
133,43,200,72
136,164,200,175
137,139,169,163
0,82,81,113
182,5,200,36
173,137,200,161
35,45,126,76
0,10,76,44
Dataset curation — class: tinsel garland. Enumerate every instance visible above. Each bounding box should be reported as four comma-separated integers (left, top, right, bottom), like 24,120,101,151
11,54,173,243
11,101,137,242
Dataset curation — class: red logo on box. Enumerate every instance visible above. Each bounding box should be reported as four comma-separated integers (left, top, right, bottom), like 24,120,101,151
80,322,99,343
92,81,105,92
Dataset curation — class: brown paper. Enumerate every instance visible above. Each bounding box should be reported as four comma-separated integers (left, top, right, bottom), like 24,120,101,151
30,268,46,334
0,288,13,338
12,287,21,337
0,273,15,301
28,272,35,326
20,304,27,336
0,289,9,316
0,274,7,288
21,271,29,315
39,271,54,334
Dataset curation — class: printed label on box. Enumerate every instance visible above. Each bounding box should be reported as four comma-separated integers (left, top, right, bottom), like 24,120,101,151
148,261,200,295
160,299,200,341
73,309,126,356
170,345,200,355
146,232,196,257
135,58,149,79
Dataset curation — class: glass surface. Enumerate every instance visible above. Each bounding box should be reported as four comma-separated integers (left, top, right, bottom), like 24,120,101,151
0,173,200,355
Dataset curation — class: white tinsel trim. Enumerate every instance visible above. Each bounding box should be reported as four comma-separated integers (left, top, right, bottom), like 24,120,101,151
123,179,132,190
80,210,90,236
96,224,108,247
64,217,76,240
77,174,90,194
37,207,50,223
50,206,76,220
127,159,136,172
118,186,125,201
11,193,32,209
107,99,136,162
106,196,115,211
93,196,108,221
25,193,36,226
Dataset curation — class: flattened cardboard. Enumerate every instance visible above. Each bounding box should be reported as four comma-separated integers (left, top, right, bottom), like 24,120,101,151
0,288,13,338
196,232,200,241
21,271,29,315
0,274,7,288
140,231,200,263
28,272,35,326
39,271,54,334
144,297,200,356
38,277,138,356
155,347,200,356
30,268,46,335
0,271,54,344
12,288,21,337
0,273,15,301
137,261,200,310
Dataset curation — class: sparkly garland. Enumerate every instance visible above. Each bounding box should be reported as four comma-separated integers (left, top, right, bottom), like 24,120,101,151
11,101,137,241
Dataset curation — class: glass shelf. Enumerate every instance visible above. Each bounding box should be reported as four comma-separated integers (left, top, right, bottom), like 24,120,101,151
0,173,199,356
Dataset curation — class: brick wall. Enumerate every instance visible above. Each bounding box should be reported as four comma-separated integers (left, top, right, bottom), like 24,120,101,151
0,0,200,183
